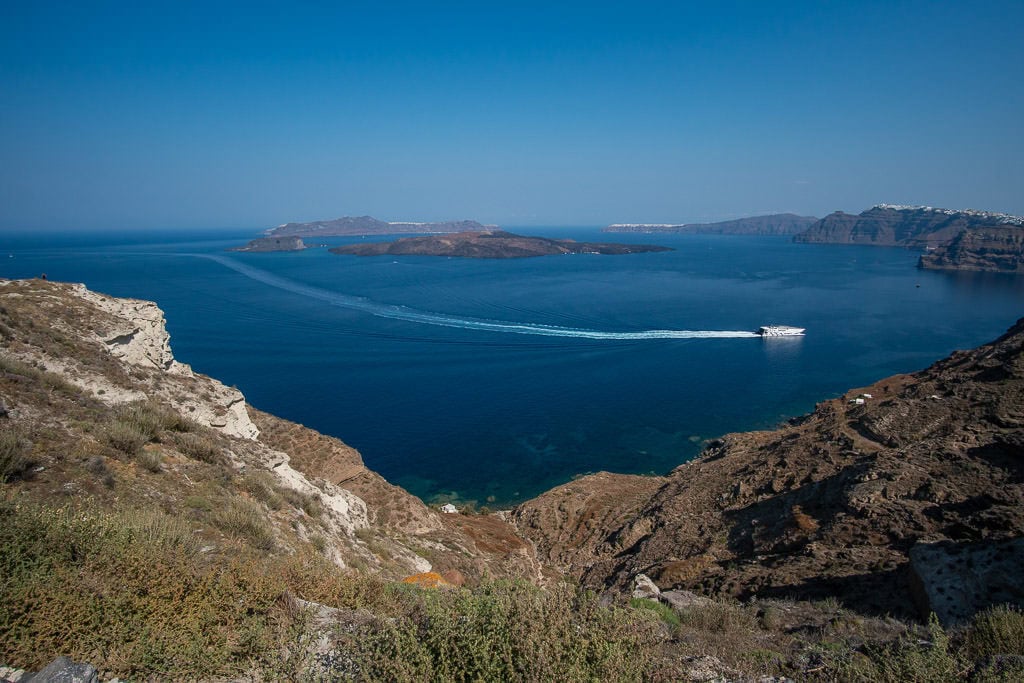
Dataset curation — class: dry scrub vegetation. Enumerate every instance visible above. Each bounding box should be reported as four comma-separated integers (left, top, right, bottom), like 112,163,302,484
4,492,1023,681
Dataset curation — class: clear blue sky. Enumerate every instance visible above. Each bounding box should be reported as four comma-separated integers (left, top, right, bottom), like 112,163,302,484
1,1,1022,231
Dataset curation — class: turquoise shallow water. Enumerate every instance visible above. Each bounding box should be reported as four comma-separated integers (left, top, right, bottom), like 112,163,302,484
3,228,1022,505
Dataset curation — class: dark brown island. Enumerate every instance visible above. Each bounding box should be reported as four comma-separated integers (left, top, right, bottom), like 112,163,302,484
228,235,306,252
329,230,673,259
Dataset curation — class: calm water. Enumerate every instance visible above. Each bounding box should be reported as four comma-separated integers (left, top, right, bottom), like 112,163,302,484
3,229,1022,505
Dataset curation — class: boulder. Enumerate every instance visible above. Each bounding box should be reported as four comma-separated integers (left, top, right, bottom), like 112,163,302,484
908,538,1024,626
632,573,661,600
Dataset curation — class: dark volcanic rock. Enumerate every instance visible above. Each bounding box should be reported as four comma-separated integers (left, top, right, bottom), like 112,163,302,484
603,213,817,235
267,216,495,238
329,231,673,259
794,204,1023,248
228,235,306,252
918,226,1024,273
908,538,1024,626
513,317,1024,620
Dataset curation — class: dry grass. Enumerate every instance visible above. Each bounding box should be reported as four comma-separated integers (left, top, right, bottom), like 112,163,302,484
173,431,223,464
211,497,276,551
0,427,33,482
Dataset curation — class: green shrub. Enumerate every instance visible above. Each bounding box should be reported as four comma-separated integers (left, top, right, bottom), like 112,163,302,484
184,495,213,511
964,604,1024,660
0,498,331,679
345,580,664,681
631,596,681,628
850,614,962,682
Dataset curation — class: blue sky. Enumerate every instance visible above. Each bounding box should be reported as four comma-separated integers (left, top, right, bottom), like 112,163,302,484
1,1,1022,230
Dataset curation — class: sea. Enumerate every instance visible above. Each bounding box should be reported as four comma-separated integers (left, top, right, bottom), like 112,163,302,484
3,228,1022,506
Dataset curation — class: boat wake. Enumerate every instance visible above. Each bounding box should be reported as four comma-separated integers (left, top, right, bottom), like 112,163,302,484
199,254,760,341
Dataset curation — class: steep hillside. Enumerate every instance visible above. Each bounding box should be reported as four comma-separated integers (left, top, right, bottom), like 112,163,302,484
514,317,1024,620
919,226,1024,273
0,278,537,584
794,204,1023,248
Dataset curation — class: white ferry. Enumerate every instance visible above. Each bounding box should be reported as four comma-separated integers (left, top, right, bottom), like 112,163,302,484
757,325,805,337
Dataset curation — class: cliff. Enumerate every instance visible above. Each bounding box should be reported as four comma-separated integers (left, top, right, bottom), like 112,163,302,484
228,235,306,252
0,278,540,584
794,204,1024,248
513,316,1024,621
918,226,1024,273
267,215,496,237
604,213,818,235
329,230,672,258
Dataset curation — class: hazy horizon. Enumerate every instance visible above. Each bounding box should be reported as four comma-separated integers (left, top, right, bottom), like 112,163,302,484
2,1,1022,232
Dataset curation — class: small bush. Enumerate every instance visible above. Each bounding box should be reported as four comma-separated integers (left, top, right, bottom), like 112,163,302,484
309,533,327,555
137,448,163,473
852,613,962,682
212,498,275,551
964,604,1024,661
241,471,283,510
173,431,222,464
106,421,149,455
0,428,33,482
84,456,115,487
280,486,323,518
184,495,213,511
113,401,182,441
631,597,681,628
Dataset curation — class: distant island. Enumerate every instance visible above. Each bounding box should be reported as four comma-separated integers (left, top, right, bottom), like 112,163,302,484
227,235,306,252
603,213,818,235
792,204,1024,273
266,215,496,238
794,204,1024,248
329,230,673,259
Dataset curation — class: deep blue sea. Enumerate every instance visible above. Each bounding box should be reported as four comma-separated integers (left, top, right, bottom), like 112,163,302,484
3,228,1022,506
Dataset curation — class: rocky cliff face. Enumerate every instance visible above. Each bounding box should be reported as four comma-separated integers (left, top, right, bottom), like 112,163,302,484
794,204,1023,248
0,278,540,582
918,226,1024,273
513,317,1024,619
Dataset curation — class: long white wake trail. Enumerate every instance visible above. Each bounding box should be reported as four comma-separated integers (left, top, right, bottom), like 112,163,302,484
200,254,760,340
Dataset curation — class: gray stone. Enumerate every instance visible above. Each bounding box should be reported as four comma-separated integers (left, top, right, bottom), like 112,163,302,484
22,656,97,683
660,589,713,611
632,573,661,600
0,665,27,682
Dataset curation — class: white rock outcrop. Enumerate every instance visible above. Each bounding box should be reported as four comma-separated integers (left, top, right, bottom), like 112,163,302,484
67,284,260,440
